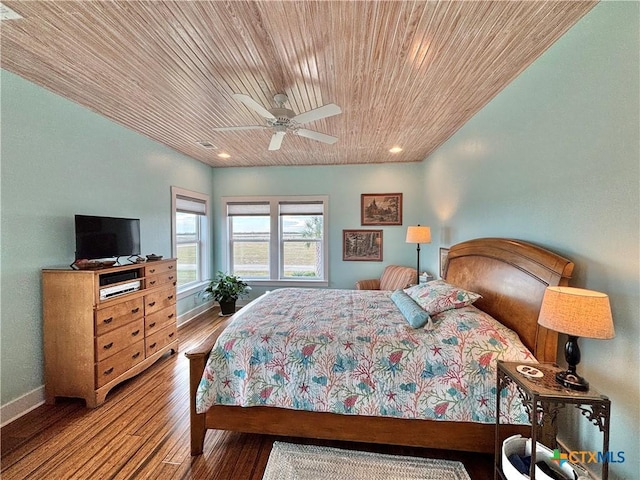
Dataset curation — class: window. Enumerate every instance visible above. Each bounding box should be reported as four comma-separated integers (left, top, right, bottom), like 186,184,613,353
171,187,210,294
224,196,328,285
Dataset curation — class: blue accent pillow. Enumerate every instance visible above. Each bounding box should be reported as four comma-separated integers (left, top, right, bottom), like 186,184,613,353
391,290,431,328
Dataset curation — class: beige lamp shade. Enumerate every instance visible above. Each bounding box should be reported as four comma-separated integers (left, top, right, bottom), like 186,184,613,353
538,286,615,339
406,225,431,244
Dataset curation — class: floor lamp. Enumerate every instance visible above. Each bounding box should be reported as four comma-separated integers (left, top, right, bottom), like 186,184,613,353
406,225,431,284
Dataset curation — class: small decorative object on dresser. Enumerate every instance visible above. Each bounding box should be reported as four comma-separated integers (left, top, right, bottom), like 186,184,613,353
42,258,178,407
203,271,251,316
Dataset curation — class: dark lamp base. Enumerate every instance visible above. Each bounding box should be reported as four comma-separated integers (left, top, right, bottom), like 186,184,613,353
556,370,589,391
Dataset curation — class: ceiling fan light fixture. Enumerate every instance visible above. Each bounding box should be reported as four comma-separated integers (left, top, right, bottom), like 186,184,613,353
216,93,342,152
389,146,403,154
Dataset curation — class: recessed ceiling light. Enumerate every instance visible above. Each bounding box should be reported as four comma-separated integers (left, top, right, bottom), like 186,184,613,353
218,153,231,159
389,146,403,154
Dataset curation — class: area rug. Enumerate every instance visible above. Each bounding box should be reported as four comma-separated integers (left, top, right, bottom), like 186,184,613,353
262,442,471,480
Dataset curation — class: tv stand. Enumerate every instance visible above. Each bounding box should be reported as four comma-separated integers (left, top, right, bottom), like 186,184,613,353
42,259,178,407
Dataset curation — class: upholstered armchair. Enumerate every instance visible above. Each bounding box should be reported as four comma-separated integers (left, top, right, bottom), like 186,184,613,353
355,265,417,290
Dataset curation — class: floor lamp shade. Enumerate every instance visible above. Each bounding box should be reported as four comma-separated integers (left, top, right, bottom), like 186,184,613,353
406,226,432,244
537,286,614,390
406,225,431,284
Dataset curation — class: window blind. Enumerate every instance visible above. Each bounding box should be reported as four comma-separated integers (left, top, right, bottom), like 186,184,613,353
227,202,270,216
176,195,207,215
279,201,324,215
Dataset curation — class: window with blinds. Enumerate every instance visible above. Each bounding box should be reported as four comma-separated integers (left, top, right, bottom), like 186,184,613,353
171,187,210,292
224,196,328,283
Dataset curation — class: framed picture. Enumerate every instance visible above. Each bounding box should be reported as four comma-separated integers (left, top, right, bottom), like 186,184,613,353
343,230,383,261
439,247,450,278
361,193,402,225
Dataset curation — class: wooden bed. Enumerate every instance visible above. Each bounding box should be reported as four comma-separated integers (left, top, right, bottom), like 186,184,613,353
186,237,573,455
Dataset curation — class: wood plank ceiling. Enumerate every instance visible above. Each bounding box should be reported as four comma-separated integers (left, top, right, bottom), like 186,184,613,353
0,1,596,168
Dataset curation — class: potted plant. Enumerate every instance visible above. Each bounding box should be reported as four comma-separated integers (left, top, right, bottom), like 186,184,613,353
203,271,251,316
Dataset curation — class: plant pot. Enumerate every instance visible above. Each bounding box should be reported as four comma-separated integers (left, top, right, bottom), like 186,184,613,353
219,300,236,316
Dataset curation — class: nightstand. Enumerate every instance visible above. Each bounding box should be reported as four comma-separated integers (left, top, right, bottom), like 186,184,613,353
495,361,611,480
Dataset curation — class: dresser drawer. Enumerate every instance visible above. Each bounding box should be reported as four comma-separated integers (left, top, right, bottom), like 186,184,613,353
145,271,177,289
95,319,144,362
95,340,145,388
144,261,176,277
144,286,176,315
145,305,176,334
145,324,177,357
95,297,144,336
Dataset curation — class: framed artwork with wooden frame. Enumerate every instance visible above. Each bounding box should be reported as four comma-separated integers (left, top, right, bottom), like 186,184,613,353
439,247,450,278
343,230,383,261
361,193,403,226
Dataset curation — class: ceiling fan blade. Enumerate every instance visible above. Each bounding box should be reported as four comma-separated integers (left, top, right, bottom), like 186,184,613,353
212,125,268,132
232,94,276,120
292,103,341,124
268,131,286,151
295,129,338,145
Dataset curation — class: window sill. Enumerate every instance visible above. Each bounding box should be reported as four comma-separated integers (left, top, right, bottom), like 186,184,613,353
247,279,329,288
177,281,208,300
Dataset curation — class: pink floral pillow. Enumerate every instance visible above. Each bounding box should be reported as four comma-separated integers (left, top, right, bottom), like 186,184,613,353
403,280,481,315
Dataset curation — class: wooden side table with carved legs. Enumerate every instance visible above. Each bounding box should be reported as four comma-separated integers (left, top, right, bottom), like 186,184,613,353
495,361,611,480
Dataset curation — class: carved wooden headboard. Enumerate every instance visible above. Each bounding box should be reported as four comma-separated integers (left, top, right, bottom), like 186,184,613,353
444,238,574,362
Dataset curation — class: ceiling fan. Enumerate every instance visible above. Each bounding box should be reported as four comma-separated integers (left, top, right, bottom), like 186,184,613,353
213,93,342,151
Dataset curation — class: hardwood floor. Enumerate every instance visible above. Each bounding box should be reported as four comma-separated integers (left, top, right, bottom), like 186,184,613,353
1,309,493,479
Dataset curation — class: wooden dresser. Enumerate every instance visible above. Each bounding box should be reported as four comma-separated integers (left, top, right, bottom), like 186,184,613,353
42,259,178,407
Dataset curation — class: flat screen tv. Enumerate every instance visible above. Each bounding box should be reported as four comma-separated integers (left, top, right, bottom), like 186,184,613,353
75,215,141,260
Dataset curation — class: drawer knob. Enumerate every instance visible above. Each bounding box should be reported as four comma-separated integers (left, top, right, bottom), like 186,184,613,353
168,265,174,269
149,280,156,285
132,352,141,359
148,301,156,307
149,269,156,273
104,317,113,324
103,342,114,350
150,342,157,349
169,332,175,338
132,330,140,336
168,276,174,280
104,367,114,376
132,307,140,314
167,295,174,300
168,313,175,319
149,322,156,328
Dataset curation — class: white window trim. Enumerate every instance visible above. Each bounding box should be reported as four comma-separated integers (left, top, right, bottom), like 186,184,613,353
171,186,211,298
222,195,329,287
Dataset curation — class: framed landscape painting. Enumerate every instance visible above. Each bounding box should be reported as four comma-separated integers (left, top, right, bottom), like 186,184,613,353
361,193,402,225
343,230,383,261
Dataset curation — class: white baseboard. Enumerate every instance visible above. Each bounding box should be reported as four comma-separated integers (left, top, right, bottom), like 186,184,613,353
177,301,215,327
1,385,45,428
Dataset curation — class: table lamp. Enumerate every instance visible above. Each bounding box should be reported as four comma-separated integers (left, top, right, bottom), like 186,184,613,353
537,286,615,391
405,225,431,284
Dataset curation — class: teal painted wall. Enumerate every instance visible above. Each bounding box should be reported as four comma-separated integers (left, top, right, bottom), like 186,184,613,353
1,3,638,478
211,162,430,299
0,70,213,405
420,3,639,478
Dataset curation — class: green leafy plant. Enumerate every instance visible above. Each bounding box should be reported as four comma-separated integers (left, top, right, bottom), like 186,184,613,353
203,271,251,303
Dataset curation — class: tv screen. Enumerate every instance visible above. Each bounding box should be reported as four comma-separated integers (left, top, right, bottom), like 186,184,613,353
75,215,141,260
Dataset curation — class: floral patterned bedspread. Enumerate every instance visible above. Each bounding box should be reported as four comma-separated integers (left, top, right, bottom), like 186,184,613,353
195,288,534,424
